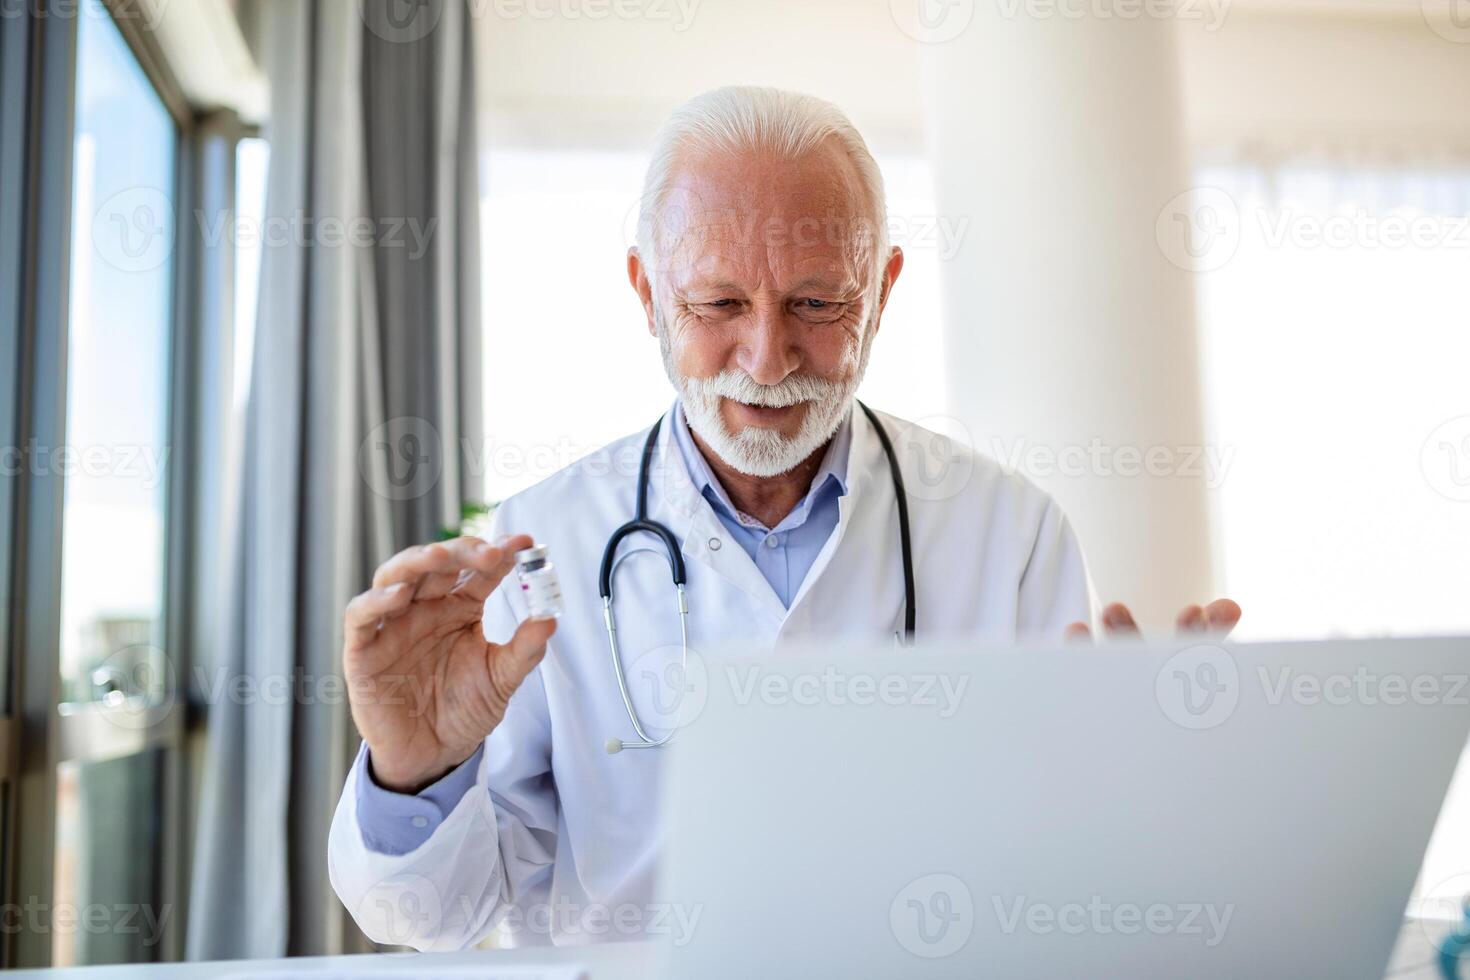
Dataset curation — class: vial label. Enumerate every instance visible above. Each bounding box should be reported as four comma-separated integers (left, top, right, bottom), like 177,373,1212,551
520,567,564,620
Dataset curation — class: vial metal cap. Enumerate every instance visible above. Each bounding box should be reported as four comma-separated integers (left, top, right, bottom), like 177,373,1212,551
515,544,550,566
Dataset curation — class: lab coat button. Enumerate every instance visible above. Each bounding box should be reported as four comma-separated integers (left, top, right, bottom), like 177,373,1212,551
708,537,722,551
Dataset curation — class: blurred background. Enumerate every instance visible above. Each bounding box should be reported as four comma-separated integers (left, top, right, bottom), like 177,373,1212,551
1,0,1467,968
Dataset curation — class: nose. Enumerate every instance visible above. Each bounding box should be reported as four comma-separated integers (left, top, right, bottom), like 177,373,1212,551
735,305,799,386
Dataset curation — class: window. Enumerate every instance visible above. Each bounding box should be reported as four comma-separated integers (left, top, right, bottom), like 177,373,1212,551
233,137,269,420
478,147,950,504
1193,160,1470,910
51,0,179,965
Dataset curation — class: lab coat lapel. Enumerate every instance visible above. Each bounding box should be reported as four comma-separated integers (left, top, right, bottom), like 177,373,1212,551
783,404,906,638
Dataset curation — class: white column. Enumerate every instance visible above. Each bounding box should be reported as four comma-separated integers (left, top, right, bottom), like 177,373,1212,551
922,8,1215,627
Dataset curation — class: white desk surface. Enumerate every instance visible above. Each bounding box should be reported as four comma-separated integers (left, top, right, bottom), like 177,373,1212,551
8,918,1455,979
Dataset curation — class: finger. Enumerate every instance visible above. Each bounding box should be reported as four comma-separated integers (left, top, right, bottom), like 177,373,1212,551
408,535,536,604
412,543,509,600
344,583,415,649
489,616,558,698
1064,621,1093,642
1101,602,1139,635
448,567,502,603
371,539,485,592
1175,604,1206,633
372,534,532,593
1203,598,1242,634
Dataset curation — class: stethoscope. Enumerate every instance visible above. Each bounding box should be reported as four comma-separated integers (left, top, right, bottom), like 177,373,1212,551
600,400,915,753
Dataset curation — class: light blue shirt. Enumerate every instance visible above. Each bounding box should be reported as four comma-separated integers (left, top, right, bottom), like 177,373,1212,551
669,400,850,608
353,401,852,854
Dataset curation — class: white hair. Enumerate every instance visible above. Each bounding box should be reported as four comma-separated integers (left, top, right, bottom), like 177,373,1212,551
635,86,889,290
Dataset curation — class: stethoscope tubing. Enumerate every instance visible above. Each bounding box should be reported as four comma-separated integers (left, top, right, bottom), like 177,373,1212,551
598,402,913,753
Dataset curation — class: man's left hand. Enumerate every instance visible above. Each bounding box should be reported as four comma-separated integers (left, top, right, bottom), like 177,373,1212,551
1065,598,1241,641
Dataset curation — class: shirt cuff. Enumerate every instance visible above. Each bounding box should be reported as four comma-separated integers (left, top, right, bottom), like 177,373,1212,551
353,742,485,856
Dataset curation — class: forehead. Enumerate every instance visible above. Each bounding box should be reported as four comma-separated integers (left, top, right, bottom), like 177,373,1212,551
655,142,878,288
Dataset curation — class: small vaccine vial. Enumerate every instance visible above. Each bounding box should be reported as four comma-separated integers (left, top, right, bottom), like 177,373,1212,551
514,544,565,620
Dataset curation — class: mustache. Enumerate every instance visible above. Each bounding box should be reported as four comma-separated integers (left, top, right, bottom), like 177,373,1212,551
684,370,840,409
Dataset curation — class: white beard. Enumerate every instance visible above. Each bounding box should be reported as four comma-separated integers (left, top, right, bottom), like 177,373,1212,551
656,313,875,478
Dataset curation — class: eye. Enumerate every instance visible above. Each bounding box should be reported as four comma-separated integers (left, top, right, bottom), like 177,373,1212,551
708,299,734,308
794,297,845,321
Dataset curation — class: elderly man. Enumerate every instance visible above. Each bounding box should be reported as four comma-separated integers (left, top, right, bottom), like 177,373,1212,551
328,86,1240,949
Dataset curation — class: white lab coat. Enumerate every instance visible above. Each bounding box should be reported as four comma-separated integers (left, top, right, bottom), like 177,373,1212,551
328,403,1096,950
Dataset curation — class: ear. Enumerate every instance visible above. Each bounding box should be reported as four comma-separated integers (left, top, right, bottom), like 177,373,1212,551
627,248,658,337
870,246,905,337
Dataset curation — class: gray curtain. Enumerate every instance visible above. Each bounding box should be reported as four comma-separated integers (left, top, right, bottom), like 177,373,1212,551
187,0,483,960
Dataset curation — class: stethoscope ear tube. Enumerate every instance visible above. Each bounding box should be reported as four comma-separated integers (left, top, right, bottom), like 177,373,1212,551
598,417,686,599
858,401,916,644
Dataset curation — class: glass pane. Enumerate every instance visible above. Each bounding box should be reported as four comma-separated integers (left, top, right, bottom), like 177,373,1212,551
57,0,175,707
53,752,165,966
51,2,175,967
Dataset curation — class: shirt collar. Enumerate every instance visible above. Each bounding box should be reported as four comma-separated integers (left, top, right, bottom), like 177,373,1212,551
670,399,853,526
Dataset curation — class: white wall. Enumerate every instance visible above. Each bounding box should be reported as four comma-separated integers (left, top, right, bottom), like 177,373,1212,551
1179,6,1470,161
473,0,925,154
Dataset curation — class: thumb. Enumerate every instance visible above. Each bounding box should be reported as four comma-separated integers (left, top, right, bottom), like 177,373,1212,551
491,616,558,693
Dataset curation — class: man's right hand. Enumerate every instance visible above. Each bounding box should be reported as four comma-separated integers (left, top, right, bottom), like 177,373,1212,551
342,533,557,794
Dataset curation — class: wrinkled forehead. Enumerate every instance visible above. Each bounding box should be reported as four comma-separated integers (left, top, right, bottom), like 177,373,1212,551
651,144,881,292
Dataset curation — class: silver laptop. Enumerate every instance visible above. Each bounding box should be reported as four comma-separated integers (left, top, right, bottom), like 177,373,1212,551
655,637,1470,979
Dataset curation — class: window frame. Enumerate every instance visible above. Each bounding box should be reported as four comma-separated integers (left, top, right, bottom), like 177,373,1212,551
0,0,241,966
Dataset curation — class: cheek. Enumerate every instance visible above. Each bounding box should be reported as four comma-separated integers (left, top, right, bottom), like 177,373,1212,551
803,317,867,378
668,314,733,379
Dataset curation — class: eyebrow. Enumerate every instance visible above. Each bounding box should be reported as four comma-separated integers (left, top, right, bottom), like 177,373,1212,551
787,274,860,294
677,280,747,295
675,273,861,295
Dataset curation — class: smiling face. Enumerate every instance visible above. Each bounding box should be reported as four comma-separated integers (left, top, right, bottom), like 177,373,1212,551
629,138,903,477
